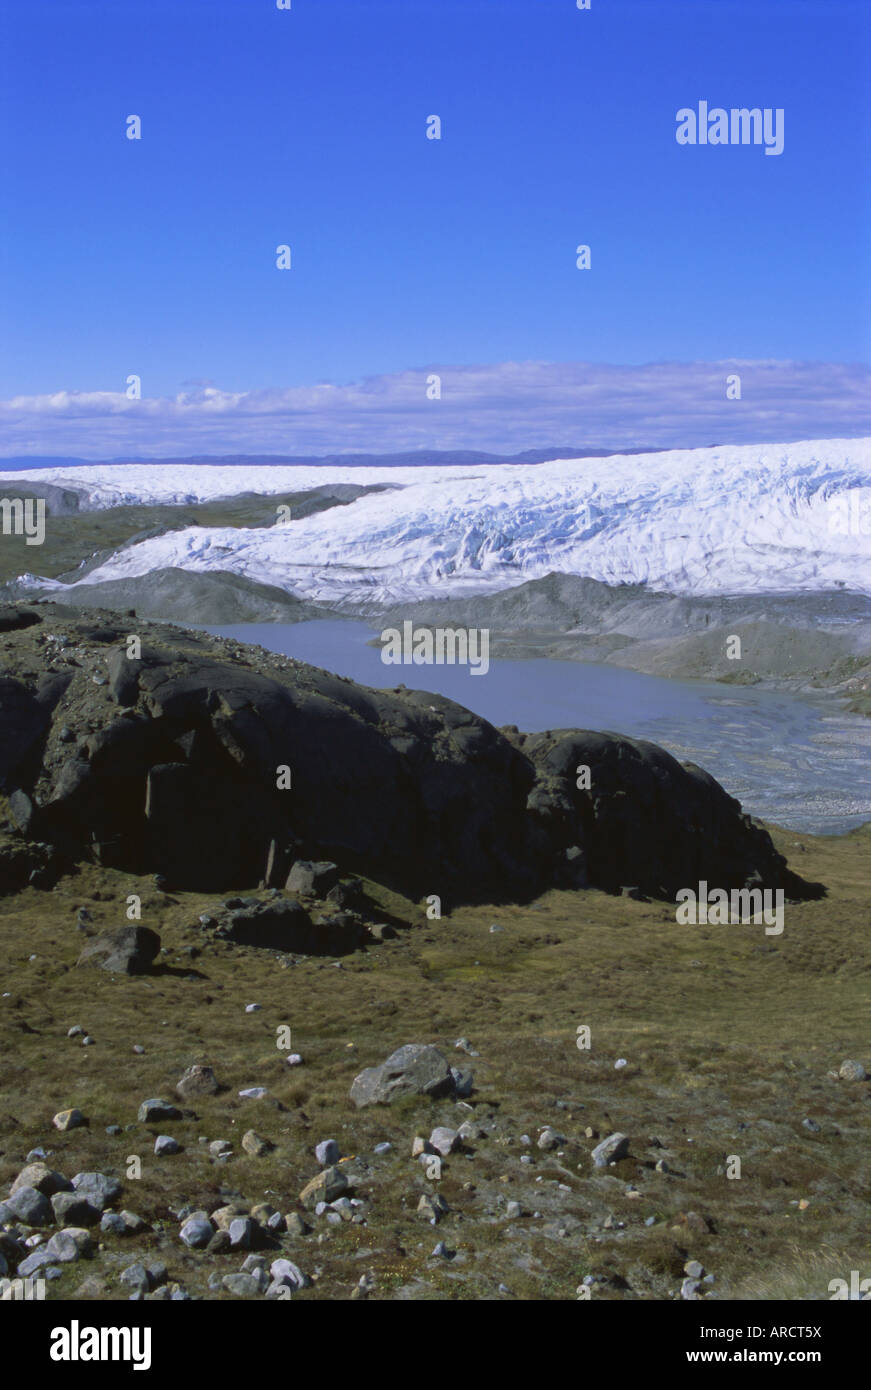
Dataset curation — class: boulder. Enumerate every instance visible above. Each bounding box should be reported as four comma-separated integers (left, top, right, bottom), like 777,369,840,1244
350,1044,455,1107
71,1172,123,1210
5,1186,52,1226
107,648,142,707
299,1166,350,1208
10,1163,72,1198
51,1192,101,1227
53,1107,87,1131
285,860,340,896
76,925,160,976
175,1064,221,1100
138,1098,182,1124
591,1132,631,1168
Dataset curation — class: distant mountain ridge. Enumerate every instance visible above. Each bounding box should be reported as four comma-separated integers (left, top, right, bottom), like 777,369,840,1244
0,446,669,471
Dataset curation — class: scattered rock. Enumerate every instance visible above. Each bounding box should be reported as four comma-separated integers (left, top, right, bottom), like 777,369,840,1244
315,1139,340,1166
839,1059,867,1082
6,1186,53,1226
417,1192,449,1224
270,1257,307,1291
138,1098,182,1123
11,1163,72,1197
51,1192,101,1227
429,1127,459,1157
53,1107,87,1132
299,1166,350,1209
175,1064,221,1100
228,1218,256,1250
222,1272,260,1297
71,1173,122,1210
591,1133,631,1168
537,1127,565,1152
241,1130,273,1157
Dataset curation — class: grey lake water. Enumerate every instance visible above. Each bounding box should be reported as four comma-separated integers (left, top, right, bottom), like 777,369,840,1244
201,620,871,836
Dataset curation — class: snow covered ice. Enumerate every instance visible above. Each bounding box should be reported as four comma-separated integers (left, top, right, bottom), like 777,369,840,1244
14,437,871,604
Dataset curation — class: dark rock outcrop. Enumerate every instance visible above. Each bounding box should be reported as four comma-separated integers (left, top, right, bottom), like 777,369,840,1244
0,604,823,906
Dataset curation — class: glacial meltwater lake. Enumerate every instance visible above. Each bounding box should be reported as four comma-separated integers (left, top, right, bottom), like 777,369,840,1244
201,621,871,836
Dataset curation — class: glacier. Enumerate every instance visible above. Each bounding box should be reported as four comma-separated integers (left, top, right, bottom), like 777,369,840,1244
11,437,871,604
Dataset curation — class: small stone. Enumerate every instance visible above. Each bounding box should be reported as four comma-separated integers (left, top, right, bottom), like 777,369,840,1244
154,1135,180,1156
839,1059,867,1082
329,1197,353,1222
51,1192,100,1227
681,1277,701,1300
67,1025,84,1038
11,1163,72,1198
137,1098,182,1124
299,1166,350,1209
284,1213,311,1238
211,1203,248,1231
506,1201,522,1219
802,1118,821,1133
132,1045,145,1055
241,1130,273,1157
53,1108,87,1132
457,1120,487,1142
684,1259,705,1278
6,1187,53,1226
120,1263,151,1295
591,1133,630,1168
245,1003,262,1013
44,1227,92,1262
238,1087,268,1100
537,1127,564,1152
71,1173,122,1210
417,1192,449,1224
614,1058,628,1070
286,1054,303,1067
100,1211,127,1236
175,1064,220,1100
219,1273,261,1295
209,1139,232,1157
373,1142,392,1155
270,1257,307,1291
180,1215,214,1249
315,1139,340,1166
429,1127,458,1157
266,1279,294,1299
228,1217,255,1250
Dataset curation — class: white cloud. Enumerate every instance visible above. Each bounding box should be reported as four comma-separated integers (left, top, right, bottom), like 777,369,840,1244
1,360,869,458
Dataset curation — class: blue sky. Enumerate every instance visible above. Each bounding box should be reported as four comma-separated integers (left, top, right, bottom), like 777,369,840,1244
0,0,869,456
